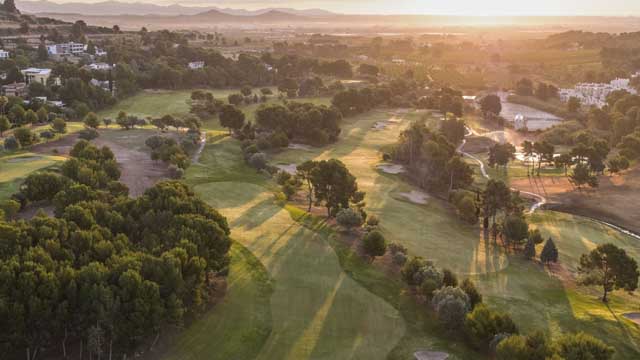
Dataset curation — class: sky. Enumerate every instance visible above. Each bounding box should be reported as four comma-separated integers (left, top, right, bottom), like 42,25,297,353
47,0,640,16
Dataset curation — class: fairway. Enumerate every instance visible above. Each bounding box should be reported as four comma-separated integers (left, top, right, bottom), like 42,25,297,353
0,152,66,201
270,109,640,358
166,137,406,360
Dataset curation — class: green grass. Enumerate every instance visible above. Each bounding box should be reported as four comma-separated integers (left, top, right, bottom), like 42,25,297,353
163,242,274,360
0,152,66,201
167,136,406,360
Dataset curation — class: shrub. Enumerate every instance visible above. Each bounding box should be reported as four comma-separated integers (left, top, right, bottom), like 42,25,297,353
269,131,289,148
388,242,407,255
420,278,441,299
145,135,166,150
431,286,471,331
464,304,518,350
555,332,615,360
3,136,19,151
442,268,458,287
275,170,292,185
402,257,428,286
460,278,483,309
248,152,267,170
336,207,364,230
51,118,67,133
282,182,297,200
392,252,408,266
40,130,54,139
0,199,20,220
78,128,99,140
362,230,386,258
14,127,37,147
168,164,184,179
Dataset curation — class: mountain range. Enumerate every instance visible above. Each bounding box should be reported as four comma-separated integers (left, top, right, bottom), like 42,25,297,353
16,0,336,17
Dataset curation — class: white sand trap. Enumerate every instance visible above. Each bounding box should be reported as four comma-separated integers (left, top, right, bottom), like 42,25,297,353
377,164,405,174
6,156,43,163
372,121,387,130
276,163,297,175
414,351,449,360
288,143,312,151
399,190,430,205
388,116,402,123
623,313,640,325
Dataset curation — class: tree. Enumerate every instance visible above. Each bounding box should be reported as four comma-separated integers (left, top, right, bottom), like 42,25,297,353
310,159,362,217
219,104,245,134
555,332,615,360
488,143,516,169
3,0,18,13
567,96,581,113
480,94,502,117
3,136,19,150
0,115,9,136
13,127,37,147
496,332,554,360
607,156,629,175
442,268,458,287
460,278,483,309
440,117,466,145
502,215,529,248
464,304,518,350
540,238,559,264
362,230,386,258
569,163,598,189
36,107,48,123
431,286,471,331
103,118,112,128
228,93,244,106
296,160,317,212
523,238,536,260
482,179,511,226
84,112,100,129
336,208,364,231
578,243,639,302
52,118,67,133
515,78,534,96
446,156,474,192
240,86,252,97
24,109,38,124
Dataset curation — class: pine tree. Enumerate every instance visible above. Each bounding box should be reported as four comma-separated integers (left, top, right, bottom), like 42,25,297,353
3,0,18,13
540,238,559,264
523,238,536,260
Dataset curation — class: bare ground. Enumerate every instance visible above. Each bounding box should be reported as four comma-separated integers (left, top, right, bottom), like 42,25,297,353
93,137,170,197
511,167,640,234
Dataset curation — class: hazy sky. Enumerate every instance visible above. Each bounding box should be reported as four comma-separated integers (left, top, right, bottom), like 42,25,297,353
50,0,640,16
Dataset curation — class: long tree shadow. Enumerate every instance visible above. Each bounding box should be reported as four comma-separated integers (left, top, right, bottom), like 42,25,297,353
231,197,281,230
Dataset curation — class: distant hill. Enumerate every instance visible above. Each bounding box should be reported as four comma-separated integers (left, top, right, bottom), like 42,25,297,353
16,0,336,17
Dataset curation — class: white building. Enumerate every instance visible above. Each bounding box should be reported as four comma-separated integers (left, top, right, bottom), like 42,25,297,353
85,62,112,71
0,49,9,60
188,61,205,70
560,77,638,108
21,68,52,85
47,42,85,56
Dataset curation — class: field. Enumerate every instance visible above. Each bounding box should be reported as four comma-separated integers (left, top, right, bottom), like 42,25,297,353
96,88,330,126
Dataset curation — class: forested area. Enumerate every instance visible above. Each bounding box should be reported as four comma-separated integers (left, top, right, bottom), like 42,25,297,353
0,141,232,359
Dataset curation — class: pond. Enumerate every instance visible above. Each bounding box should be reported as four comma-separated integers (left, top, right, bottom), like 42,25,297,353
499,92,563,131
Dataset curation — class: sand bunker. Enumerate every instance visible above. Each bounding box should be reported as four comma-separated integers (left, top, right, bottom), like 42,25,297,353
372,121,387,130
377,164,405,174
399,190,429,205
388,116,402,123
623,313,640,325
288,143,312,151
276,163,297,175
414,351,449,360
6,156,43,163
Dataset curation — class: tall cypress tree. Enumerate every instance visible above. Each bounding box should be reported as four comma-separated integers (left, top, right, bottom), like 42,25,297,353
523,238,536,260
3,0,19,13
540,238,559,264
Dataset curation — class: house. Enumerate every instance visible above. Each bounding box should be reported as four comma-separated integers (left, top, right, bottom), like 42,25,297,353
1,82,27,97
95,48,108,57
21,68,52,85
47,42,85,56
0,49,9,60
188,61,205,69
84,62,112,71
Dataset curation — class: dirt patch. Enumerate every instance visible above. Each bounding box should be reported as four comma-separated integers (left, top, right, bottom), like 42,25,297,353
398,190,429,205
30,133,80,156
276,163,297,175
93,138,170,198
377,163,405,174
5,156,43,163
623,313,640,325
288,143,312,151
511,169,640,234
414,351,449,360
